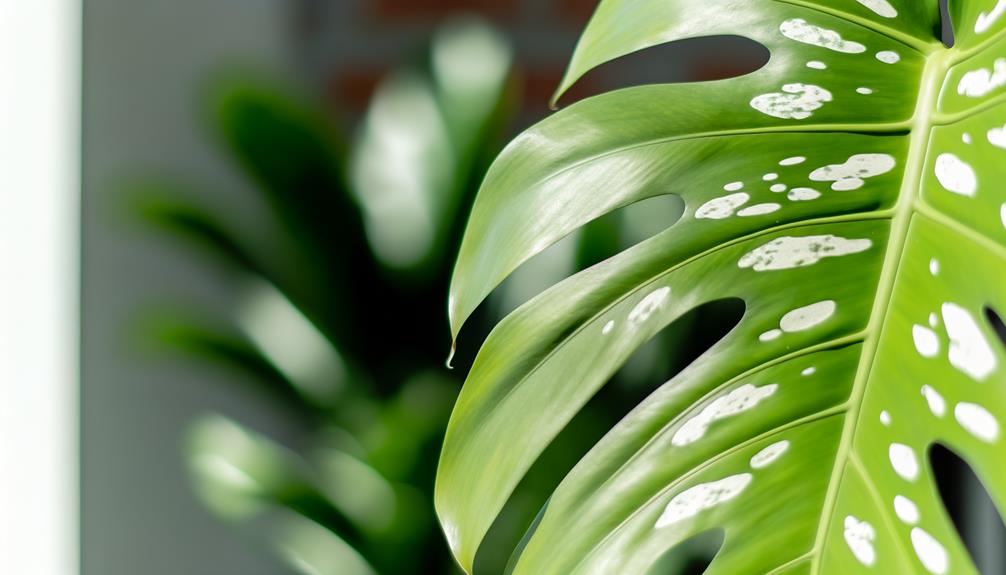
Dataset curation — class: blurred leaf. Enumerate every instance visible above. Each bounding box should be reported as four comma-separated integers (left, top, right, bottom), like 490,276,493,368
237,279,349,408
149,315,319,415
432,16,513,151
362,373,457,481
213,79,354,247
277,513,377,575
131,181,261,274
187,415,361,542
315,449,397,533
350,16,514,275
350,70,454,270
212,78,379,351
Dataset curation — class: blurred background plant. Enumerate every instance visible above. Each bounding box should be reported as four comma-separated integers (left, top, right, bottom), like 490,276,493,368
123,12,727,571
130,17,515,575
100,5,760,574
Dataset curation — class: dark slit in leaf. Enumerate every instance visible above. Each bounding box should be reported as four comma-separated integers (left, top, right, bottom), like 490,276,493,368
473,299,744,575
483,194,684,326
983,306,1006,351
940,0,956,48
929,443,1006,573
577,194,685,270
555,35,769,108
644,528,725,575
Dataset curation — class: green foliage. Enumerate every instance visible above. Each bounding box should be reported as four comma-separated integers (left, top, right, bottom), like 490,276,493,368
439,1,1006,573
134,17,514,575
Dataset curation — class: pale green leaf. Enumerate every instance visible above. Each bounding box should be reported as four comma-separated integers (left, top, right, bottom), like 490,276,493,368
438,1,1006,573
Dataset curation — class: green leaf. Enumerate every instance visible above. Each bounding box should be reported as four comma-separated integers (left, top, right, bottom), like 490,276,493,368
438,1,1006,573
350,17,512,272
187,415,380,569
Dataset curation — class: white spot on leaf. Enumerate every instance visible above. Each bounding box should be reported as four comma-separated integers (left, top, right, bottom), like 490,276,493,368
724,181,744,191
807,61,827,70
963,132,973,144
934,153,977,197
655,473,752,528
913,325,940,358
602,320,615,335
876,50,901,64
780,19,867,53
696,192,749,219
856,87,874,95
673,384,778,446
738,203,781,217
955,402,1000,442
780,156,806,166
987,123,1006,149
810,153,897,191
760,329,782,342
929,258,940,276
788,187,821,201
911,528,949,574
976,0,1006,33
770,183,788,193
920,385,946,417
880,410,891,426
856,0,897,17
802,366,816,376
958,58,1006,98
739,235,872,271
943,302,997,381
844,516,877,566
894,495,920,525
763,173,779,181
780,301,836,332
751,83,833,120
889,443,920,481
628,287,670,326
750,440,790,469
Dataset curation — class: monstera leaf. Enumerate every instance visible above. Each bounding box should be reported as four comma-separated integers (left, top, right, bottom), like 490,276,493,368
437,1,1006,573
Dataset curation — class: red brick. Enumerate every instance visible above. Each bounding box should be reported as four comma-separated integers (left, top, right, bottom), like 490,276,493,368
556,0,598,27
372,0,517,22
518,65,600,111
328,68,388,113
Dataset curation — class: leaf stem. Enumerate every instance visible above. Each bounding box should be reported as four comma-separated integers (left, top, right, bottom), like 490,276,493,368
808,46,951,574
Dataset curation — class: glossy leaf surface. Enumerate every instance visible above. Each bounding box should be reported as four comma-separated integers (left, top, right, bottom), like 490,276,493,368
438,1,1006,573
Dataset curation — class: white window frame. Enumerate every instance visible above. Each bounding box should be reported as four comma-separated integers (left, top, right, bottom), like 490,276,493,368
0,1,80,574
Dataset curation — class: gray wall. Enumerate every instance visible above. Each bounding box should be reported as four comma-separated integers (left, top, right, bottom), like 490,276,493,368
82,1,298,573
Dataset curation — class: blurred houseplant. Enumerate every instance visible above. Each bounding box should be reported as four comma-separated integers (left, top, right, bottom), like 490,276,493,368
133,17,513,575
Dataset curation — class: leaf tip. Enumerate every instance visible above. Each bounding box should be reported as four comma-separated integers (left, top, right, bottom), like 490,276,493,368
445,343,456,370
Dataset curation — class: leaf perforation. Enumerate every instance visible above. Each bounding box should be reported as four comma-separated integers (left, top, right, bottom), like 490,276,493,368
471,209,890,428
587,334,867,505
567,408,849,574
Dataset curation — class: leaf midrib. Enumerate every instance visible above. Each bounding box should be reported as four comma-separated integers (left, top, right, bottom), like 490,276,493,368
808,44,952,574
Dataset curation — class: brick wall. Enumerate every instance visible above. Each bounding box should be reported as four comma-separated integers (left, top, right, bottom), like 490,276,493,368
295,0,763,124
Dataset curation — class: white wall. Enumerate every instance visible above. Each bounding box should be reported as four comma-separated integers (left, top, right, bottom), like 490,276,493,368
0,2,79,574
